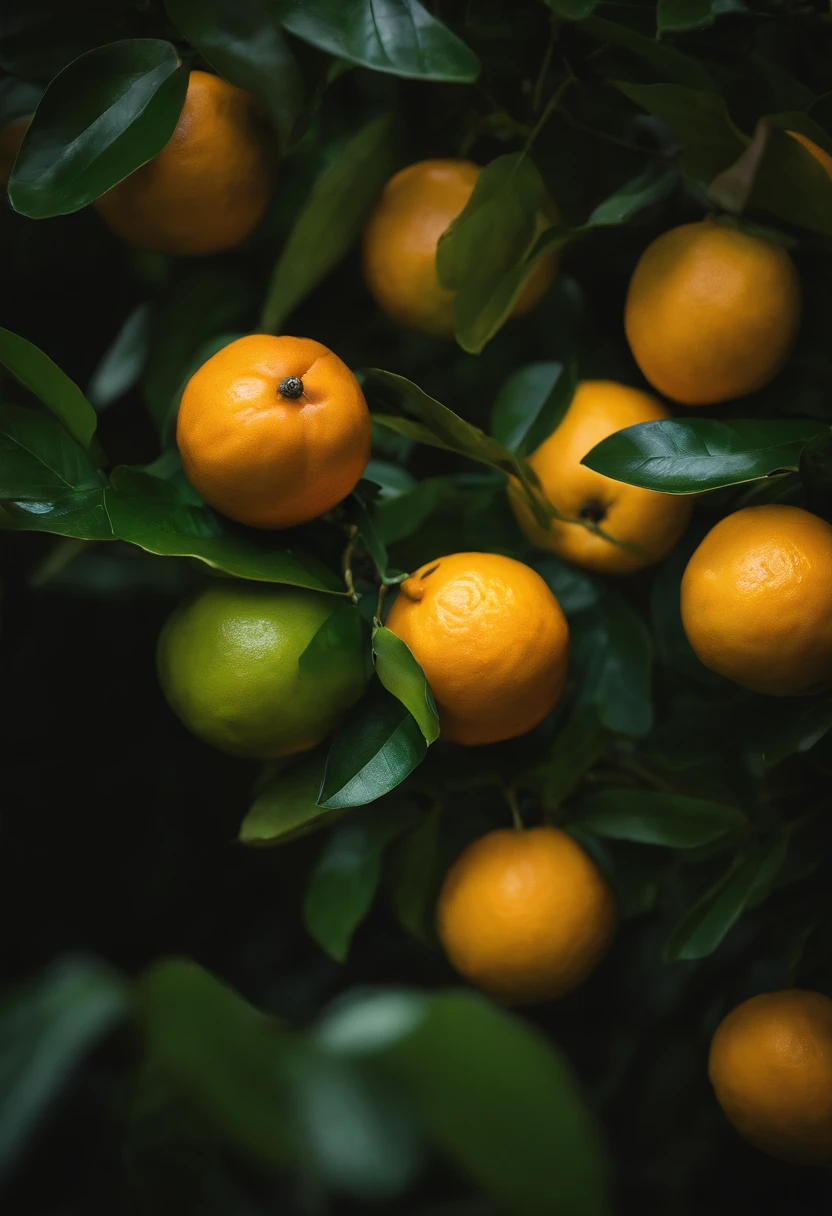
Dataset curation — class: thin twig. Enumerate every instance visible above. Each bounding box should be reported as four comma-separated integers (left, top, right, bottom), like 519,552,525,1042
342,526,358,603
502,784,525,831
524,76,572,155
532,15,559,113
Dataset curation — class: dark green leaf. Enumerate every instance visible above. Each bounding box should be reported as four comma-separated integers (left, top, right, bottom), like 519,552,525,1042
571,789,747,848
318,679,427,809
373,626,439,745
0,327,99,451
2,489,113,541
580,16,714,90
346,492,408,585
548,0,598,18
261,114,396,332
491,360,576,456
582,418,824,494
277,0,480,83
164,0,304,149
615,83,746,182
533,555,603,616
763,699,832,768
518,708,606,809
586,163,678,225
650,535,724,685
318,990,610,1216
573,594,653,738
375,477,450,545
87,304,150,411
0,403,101,499
138,959,293,1168
665,837,788,961
106,466,344,591
388,809,442,944
299,602,366,676
9,40,188,218
0,957,126,1178
657,0,715,33
303,802,417,961
239,751,337,846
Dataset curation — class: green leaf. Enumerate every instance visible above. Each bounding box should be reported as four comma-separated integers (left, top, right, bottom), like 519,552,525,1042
261,113,396,332
571,789,747,848
491,360,576,456
573,593,653,739
2,488,113,540
388,809,443,944
533,555,603,616
318,679,427,809
763,699,832,768
586,163,678,225
137,959,293,1168
615,83,746,182
87,304,151,410
373,626,440,745
657,0,715,33
346,492,408,585
276,0,480,83
105,465,344,591
318,990,611,1216
239,751,337,846
164,0,304,150
708,120,832,239
650,534,724,685
375,477,450,545
548,0,598,18
665,837,788,961
0,326,99,451
9,39,188,218
0,403,101,499
299,602,366,676
579,16,714,90
0,957,126,1178
582,418,825,494
303,802,417,961
518,707,606,809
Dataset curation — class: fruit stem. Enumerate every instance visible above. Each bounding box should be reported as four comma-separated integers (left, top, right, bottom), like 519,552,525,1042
375,583,387,627
502,784,524,832
278,375,304,399
342,526,358,603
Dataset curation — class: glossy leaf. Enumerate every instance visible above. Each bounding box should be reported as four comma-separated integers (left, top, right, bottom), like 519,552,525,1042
2,488,113,540
0,403,101,500
239,750,335,846
573,593,653,739
491,360,576,456
261,114,396,332
9,40,188,218
615,83,746,182
87,304,151,410
164,0,304,149
318,989,611,1216
277,0,480,83
0,327,99,451
318,679,427,809
571,789,747,848
303,802,417,961
299,603,366,676
373,626,440,745
0,957,126,1177
582,418,825,494
665,837,788,961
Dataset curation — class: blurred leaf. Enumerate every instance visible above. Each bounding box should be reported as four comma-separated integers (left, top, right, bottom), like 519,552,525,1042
582,418,824,493
665,836,788,961
363,459,417,496
318,679,427,809
0,957,126,1178
0,403,101,499
763,699,832,768
580,16,714,89
709,120,832,239
138,959,292,1168
650,535,724,685
239,751,337,846
319,990,611,1216
261,113,396,332
106,466,344,591
491,360,576,456
299,602,366,676
277,0,480,82
548,0,598,17
518,708,606,808
388,809,442,944
164,0,304,149
346,492,409,585
9,40,188,218
616,83,746,181
657,0,715,33
572,593,653,738
373,626,440,745
303,802,417,961
0,76,42,124
586,163,677,224
87,304,151,410
375,477,450,545
533,555,603,616
0,326,99,451
571,789,747,848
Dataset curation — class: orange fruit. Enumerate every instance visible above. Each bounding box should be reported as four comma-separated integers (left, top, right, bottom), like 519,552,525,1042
362,159,558,338
385,552,569,746
709,989,832,1165
788,129,832,178
95,70,273,256
437,826,616,1005
625,221,801,406
177,334,371,530
680,504,832,695
508,380,693,574
0,116,29,184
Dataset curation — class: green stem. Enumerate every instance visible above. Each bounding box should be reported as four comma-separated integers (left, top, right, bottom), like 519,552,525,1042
503,784,524,831
342,526,358,603
524,76,572,155
375,582,387,627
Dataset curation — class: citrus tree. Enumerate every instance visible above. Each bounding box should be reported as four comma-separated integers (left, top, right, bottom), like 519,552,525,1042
4,0,832,1212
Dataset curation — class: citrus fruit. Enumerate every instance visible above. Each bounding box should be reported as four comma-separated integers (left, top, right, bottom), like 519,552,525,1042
362,159,558,338
508,380,693,574
437,826,616,1005
0,116,29,184
680,504,832,695
624,220,801,406
709,989,832,1165
385,552,569,746
157,582,366,759
177,334,371,530
789,129,832,178
95,70,273,256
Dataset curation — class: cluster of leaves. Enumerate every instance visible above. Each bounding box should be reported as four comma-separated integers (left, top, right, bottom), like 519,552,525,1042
6,0,832,1213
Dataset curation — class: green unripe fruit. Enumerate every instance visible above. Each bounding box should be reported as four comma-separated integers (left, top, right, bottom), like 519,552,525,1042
157,582,366,759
